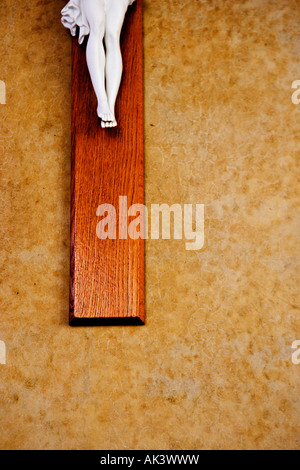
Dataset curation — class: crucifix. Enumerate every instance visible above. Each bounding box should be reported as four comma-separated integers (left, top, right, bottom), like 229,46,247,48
61,0,144,325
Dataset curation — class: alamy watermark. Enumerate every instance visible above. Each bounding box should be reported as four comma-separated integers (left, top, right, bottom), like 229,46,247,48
291,80,300,104
96,197,205,251
0,80,6,104
292,340,300,365
0,341,6,365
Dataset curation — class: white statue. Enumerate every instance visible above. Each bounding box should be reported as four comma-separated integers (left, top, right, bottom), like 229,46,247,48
61,0,136,128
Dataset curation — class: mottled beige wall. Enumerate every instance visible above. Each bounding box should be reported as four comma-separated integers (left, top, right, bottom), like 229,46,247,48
0,0,299,450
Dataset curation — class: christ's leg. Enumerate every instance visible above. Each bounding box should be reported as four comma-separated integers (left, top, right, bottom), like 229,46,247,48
104,0,128,127
84,0,114,122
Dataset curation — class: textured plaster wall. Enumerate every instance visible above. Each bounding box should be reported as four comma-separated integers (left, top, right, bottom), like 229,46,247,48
0,0,299,450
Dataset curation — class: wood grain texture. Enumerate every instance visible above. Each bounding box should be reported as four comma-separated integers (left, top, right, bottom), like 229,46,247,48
70,0,144,325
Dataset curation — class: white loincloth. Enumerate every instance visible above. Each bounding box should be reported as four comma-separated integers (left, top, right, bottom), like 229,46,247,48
61,0,136,45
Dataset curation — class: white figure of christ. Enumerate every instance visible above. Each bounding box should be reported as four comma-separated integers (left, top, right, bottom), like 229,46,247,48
62,0,136,127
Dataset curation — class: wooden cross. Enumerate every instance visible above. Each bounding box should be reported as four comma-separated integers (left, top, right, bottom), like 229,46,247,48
68,0,144,325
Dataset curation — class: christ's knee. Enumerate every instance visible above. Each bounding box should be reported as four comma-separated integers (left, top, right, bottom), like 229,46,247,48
90,18,105,39
105,29,121,51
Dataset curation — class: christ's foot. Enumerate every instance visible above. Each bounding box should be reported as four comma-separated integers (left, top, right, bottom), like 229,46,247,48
97,102,115,123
